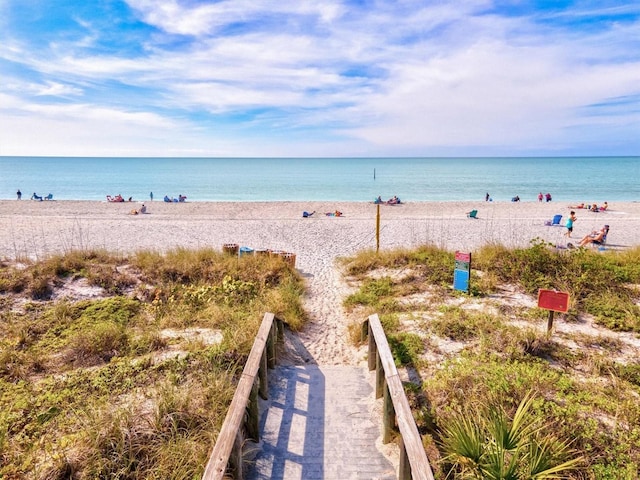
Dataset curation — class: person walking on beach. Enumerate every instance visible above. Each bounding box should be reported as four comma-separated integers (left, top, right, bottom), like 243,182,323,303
150,192,154,201
564,211,577,237
485,192,490,202
16,189,21,200
538,192,543,202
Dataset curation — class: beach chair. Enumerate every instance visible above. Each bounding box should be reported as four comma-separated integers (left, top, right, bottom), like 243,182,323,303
466,209,478,219
592,230,609,250
545,214,562,226
44,194,53,201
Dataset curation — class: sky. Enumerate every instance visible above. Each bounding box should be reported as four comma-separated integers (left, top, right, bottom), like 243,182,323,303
0,0,639,157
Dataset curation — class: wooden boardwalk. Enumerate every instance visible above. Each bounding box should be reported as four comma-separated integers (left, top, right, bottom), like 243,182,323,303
246,365,396,480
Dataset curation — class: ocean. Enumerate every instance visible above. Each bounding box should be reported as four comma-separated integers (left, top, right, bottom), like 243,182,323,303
0,156,638,202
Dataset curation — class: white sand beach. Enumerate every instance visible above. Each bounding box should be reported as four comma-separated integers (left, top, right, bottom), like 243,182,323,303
2,200,639,366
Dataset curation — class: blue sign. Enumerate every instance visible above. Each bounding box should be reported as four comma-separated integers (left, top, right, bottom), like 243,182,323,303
453,269,469,292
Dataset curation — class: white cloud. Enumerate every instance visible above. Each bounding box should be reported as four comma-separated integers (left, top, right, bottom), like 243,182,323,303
1,0,638,155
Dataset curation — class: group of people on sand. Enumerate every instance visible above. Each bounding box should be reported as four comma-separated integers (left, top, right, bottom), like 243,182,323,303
568,201,608,212
164,194,187,203
561,209,610,246
374,195,401,205
485,192,552,202
538,192,553,202
107,194,132,202
17,189,53,201
31,192,53,201
129,204,147,215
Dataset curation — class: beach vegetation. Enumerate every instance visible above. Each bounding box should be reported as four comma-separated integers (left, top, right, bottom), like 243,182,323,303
342,244,640,478
0,248,304,479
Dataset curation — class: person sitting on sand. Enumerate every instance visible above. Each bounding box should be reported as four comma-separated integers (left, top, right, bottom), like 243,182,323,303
164,195,172,202
387,196,400,205
374,196,383,204
140,204,147,214
178,194,187,202
31,192,43,201
578,225,609,247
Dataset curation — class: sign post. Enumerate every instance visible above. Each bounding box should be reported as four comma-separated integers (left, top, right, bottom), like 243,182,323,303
376,204,380,254
453,251,471,294
537,289,570,335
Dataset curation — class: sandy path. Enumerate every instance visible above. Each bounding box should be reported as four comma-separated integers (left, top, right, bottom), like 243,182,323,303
2,200,639,367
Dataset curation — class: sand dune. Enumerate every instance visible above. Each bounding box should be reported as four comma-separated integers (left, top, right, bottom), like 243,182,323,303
2,200,638,365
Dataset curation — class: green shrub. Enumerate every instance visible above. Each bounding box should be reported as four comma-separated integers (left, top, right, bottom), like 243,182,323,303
388,332,424,366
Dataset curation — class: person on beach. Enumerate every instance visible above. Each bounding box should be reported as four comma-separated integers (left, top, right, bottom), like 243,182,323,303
545,193,552,202
579,225,609,247
538,192,543,202
564,211,577,237
140,204,147,214
486,192,490,202
150,192,154,201
17,190,21,200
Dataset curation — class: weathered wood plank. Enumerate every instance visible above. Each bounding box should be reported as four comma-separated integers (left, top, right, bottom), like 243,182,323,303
366,314,435,480
246,379,260,442
368,321,377,371
387,374,435,480
367,314,398,377
258,349,268,400
383,380,396,444
202,312,276,480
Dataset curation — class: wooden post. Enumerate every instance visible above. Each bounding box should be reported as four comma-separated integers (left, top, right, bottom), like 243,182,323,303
229,430,244,480
375,352,384,399
383,380,396,444
376,204,380,254
258,349,268,400
368,322,377,371
267,324,276,368
276,318,284,341
361,319,369,343
399,437,411,480
247,379,260,442
547,310,555,335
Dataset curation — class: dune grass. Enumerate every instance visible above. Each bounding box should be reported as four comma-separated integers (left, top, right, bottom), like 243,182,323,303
342,243,640,479
0,248,304,479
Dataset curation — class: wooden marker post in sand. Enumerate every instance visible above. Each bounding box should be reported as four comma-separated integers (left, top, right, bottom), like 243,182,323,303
538,289,570,335
376,204,380,253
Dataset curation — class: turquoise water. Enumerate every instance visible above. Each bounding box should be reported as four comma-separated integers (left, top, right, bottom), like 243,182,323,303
0,156,638,202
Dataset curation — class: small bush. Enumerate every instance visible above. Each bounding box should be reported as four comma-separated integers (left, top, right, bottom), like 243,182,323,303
388,332,423,366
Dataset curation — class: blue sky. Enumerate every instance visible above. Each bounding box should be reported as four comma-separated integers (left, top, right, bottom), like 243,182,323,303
1,0,639,157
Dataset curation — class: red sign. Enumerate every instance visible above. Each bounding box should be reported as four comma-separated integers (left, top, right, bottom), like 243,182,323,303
538,289,570,313
455,251,471,263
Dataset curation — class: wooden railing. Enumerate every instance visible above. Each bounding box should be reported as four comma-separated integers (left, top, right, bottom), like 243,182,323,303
202,312,283,480
362,313,435,480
